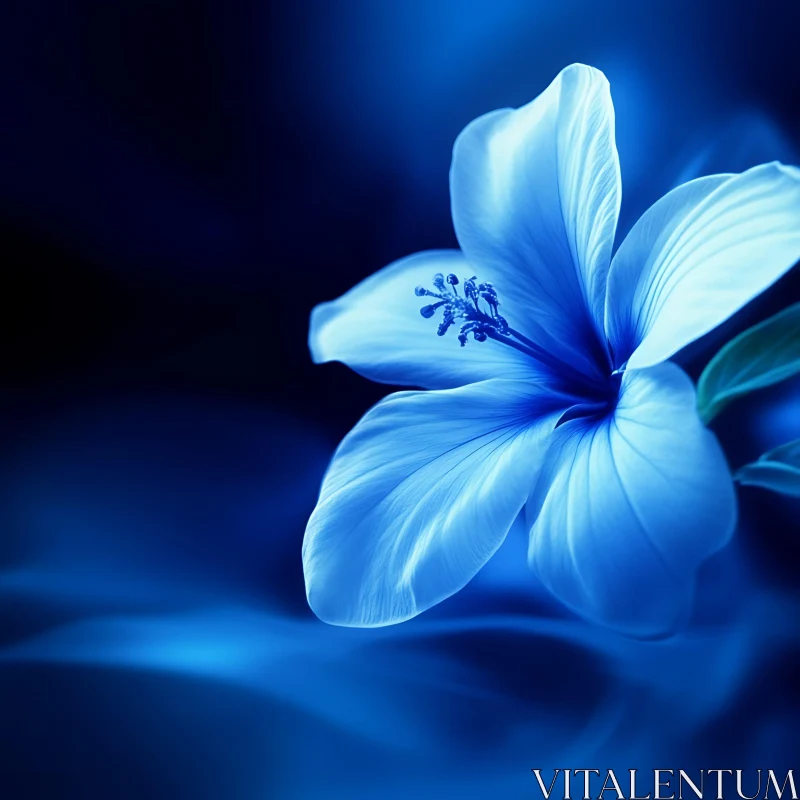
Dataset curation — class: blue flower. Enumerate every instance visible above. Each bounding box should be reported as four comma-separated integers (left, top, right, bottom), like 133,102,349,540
303,64,800,635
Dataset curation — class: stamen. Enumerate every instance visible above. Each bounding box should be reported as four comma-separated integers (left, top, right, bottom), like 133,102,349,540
415,272,511,348
414,271,606,391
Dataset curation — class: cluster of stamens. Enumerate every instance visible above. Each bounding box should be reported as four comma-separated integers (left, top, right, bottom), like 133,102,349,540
414,271,618,412
415,271,596,384
415,273,510,347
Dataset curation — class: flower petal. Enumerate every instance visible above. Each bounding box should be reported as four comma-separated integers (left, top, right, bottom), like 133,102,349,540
450,64,621,377
606,163,800,371
309,250,539,389
303,380,564,626
526,363,737,636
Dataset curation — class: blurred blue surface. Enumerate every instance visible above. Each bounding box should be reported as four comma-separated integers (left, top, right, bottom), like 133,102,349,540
1,1,800,797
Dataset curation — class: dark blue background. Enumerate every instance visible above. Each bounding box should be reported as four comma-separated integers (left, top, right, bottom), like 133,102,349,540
1,2,799,797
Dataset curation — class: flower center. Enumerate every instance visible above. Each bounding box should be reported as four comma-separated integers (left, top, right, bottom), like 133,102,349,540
415,271,621,416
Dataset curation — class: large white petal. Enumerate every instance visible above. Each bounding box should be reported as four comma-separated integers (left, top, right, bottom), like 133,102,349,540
450,64,621,377
309,250,539,389
606,163,800,371
303,380,564,626
527,363,736,636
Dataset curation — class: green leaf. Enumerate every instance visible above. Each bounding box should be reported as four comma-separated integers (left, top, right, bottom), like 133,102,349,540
697,301,800,424
735,438,800,497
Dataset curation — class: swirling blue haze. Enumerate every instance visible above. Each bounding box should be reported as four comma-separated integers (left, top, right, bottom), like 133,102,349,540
0,396,328,614
0,406,794,789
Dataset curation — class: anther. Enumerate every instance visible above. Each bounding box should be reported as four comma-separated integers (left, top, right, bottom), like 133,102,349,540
415,271,511,347
413,271,617,395
420,301,445,319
